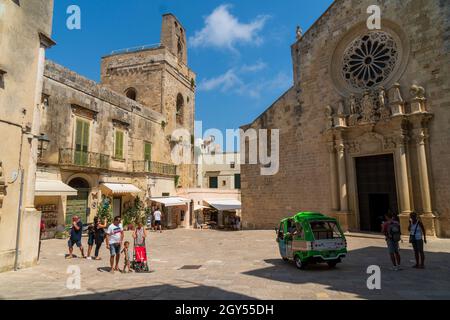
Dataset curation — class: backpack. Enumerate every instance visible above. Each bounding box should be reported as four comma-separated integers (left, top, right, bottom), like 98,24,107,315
388,222,401,242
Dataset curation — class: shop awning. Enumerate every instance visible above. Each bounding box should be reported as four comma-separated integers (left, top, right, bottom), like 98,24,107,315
35,179,78,197
204,199,242,211
101,183,142,194
194,204,209,211
150,197,189,207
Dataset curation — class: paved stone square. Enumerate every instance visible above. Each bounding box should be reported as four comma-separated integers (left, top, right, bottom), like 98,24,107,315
0,229,449,300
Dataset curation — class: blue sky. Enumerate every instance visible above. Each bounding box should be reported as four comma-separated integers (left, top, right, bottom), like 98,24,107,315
48,0,333,150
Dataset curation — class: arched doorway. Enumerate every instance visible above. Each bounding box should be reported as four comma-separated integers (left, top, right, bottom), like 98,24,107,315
66,178,90,225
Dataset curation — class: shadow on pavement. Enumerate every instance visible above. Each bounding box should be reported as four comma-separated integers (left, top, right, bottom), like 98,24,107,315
52,282,256,300
242,246,450,300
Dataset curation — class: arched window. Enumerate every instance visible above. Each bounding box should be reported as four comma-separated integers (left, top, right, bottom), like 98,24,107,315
176,93,184,125
125,87,137,101
177,37,183,61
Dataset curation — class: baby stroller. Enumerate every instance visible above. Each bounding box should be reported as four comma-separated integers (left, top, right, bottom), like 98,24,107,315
132,238,149,272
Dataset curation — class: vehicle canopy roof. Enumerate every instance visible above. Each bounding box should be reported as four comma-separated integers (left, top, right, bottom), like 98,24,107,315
281,212,337,224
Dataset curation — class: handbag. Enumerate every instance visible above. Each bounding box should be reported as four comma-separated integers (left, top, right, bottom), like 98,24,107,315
409,222,419,243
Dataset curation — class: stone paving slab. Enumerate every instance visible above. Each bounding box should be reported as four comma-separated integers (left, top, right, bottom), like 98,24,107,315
0,229,449,300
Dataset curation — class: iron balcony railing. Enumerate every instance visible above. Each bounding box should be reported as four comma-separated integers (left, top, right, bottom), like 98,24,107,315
133,160,177,176
59,148,110,170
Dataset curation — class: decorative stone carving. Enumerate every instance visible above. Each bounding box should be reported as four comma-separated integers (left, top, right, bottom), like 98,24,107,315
383,137,397,151
0,161,6,208
349,94,358,115
359,131,385,154
346,141,360,154
324,105,334,129
378,87,391,120
347,94,360,126
341,31,399,90
296,26,303,40
389,83,405,115
413,129,429,146
410,84,427,113
361,90,376,123
335,101,347,127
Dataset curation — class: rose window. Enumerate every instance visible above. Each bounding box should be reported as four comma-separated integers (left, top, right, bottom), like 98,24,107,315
342,31,399,89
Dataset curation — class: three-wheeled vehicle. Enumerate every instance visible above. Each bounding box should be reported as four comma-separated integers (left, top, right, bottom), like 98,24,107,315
276,212,347,269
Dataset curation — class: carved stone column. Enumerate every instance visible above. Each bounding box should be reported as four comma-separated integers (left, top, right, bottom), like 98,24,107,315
414,128,433,215
395,132,412,216
327,142,340,211
336,139,348,212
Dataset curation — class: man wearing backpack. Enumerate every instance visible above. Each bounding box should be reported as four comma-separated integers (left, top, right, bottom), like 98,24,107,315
382,212,402,270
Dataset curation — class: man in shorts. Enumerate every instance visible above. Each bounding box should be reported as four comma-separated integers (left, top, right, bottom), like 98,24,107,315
67,216,85,259
106,216,124,273
153,207,163,233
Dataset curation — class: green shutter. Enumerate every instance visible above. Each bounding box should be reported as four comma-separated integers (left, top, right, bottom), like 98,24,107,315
144,142,152,161
115,131,124,159
234,174,241,189
75,119,89,165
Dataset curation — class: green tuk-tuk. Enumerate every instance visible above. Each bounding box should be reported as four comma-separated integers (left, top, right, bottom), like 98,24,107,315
276,212,347,269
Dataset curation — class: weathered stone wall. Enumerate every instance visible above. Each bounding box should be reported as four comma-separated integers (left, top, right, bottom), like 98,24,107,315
42,60,166,167
0,0,54,272
241,0,450,237
99,14,196,189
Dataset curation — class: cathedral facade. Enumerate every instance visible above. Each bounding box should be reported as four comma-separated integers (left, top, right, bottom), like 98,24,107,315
241,0,450,237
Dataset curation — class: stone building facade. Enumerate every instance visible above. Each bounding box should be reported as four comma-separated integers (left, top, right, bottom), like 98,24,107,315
0,0,54,272
36,14,196,231
101,14,196,189
241,0,450,238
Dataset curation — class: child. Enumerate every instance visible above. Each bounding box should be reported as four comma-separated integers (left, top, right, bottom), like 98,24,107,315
121,241,132,273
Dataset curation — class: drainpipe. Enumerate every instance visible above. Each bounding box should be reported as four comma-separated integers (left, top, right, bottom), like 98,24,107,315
14,168,25,271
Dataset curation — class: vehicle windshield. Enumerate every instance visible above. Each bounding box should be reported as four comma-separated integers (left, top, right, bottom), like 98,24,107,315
309,221,342,240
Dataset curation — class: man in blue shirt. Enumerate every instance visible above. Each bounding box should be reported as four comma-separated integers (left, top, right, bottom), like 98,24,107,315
67,215,86,259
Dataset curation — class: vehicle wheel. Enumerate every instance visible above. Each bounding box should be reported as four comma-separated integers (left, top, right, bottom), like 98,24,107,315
327,260,338,268
294,255,307,270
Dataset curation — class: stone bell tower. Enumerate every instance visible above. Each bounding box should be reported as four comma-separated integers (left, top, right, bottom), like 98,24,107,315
161,14,187,65
100,13,196,188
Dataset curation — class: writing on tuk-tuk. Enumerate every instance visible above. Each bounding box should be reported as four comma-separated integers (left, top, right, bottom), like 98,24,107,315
276,212,347,269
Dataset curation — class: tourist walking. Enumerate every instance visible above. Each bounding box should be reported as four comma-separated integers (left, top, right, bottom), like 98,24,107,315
133,222,147,247
146,212,153,230
382,212,402,270
153,207,163,233
93,217,107,260
106,216,124,273
67,215,86,259
86,222,95,260
408,212,427,269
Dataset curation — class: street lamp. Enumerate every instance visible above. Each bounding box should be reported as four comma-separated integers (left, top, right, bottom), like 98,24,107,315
37,133,50,160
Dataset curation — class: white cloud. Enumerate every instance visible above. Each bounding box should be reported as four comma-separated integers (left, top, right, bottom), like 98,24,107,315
240,61,267,73
235,72,291,99
198,69,243,92
199,66,291,100
190,4,269,50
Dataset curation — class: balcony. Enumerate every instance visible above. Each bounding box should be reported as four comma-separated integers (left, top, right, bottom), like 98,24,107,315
133,160,177,176
59,148,110,170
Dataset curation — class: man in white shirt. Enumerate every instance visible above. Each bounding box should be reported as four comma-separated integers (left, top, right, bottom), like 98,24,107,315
153,208,163,233
106,216,124,273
